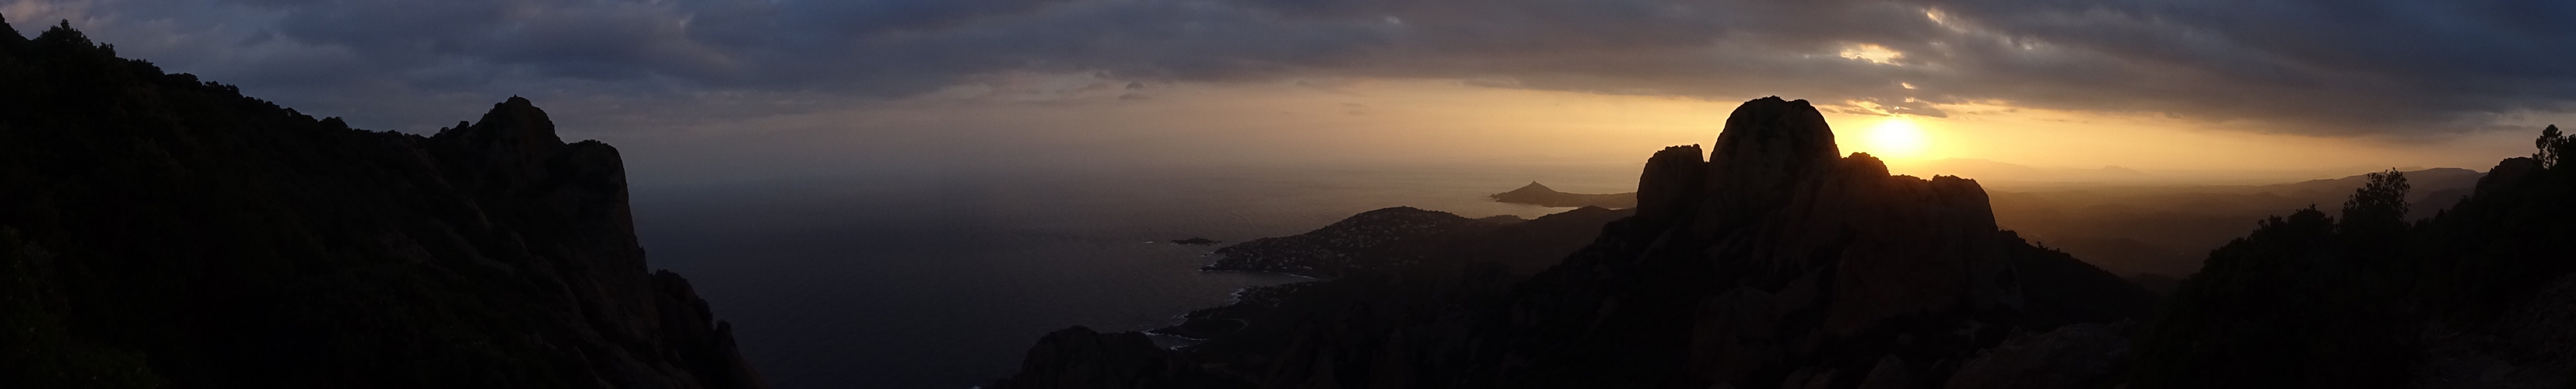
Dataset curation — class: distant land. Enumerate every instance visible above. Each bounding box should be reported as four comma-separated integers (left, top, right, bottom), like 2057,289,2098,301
1898,158,2155,184
1891,157,2463,187
1488,181,1638,208
1990,167,2484,278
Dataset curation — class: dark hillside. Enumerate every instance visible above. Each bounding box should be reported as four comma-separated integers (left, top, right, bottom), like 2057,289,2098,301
2132,127,2576,388
0,19,762,388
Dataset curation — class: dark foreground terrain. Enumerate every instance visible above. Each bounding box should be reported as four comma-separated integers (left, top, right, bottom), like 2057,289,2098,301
0,19,762,388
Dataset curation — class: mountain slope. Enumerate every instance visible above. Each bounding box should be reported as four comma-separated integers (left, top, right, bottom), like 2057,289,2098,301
0,19,762,388
2132,131,2576,388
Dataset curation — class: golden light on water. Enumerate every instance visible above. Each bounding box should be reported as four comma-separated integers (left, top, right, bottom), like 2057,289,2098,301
1863,117,1930,159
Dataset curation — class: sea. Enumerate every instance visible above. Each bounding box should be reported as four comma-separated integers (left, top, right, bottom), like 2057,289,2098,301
631,163,1638,388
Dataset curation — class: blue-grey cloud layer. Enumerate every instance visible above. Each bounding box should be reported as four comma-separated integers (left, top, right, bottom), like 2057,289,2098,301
8,0,2571,135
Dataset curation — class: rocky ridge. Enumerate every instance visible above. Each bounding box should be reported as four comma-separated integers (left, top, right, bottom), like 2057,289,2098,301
0,20,762,388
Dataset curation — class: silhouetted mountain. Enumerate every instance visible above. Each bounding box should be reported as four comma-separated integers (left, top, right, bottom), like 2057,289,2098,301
2131,130,2576,388
994,96,2153,388
1488,181,1638,209
0,20,762,388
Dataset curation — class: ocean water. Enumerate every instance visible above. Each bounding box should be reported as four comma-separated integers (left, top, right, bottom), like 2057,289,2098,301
631,163,1638,388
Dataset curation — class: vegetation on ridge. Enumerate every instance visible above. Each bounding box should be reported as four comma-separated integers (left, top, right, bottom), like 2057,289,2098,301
2133,128,2576,388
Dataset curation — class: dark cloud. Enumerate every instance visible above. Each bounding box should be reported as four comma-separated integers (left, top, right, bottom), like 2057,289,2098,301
7,0,2571,135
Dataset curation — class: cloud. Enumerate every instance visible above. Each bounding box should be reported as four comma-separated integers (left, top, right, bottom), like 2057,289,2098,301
5,0,2572,136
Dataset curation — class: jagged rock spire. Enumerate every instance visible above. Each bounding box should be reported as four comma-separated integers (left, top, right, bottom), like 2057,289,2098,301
1709,96,1840,170
436,96,565,152
429,96,573,187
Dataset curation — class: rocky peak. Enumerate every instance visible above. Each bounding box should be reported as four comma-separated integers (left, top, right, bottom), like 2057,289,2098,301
436,96,563,149
1514,181,1552,192
1690,96,1849,237
1634,145,1707,224
431,96,569,181
1709,96,1840,170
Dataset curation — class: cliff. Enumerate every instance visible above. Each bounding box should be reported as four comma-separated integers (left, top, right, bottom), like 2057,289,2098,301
0,20,762,388
995,96,2153,388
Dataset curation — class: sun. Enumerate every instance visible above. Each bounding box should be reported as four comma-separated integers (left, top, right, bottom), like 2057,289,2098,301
1864,117,1931,159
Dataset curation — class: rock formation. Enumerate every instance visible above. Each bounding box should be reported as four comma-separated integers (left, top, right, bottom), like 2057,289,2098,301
0,21,762,388
996,96,2154,388
1463,96,2149,387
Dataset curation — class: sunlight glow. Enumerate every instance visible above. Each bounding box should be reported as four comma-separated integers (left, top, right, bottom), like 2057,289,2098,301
1838,44,1904,65
1864,117,1930,159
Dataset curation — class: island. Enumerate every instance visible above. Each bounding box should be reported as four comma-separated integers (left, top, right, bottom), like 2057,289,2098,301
1488,181,1638,208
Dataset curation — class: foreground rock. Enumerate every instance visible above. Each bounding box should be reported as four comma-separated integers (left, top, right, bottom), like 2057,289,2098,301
0,22,762,388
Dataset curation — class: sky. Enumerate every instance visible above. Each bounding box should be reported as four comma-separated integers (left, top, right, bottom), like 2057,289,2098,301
6,0,2573,186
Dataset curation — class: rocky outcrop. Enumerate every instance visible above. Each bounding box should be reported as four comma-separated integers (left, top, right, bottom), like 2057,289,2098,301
1489,182,1638,209
1478,96,2145,387
0,22,762,388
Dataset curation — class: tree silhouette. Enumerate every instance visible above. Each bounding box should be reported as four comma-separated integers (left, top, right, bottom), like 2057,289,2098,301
2339,169,2410,234
2539,124,2570,169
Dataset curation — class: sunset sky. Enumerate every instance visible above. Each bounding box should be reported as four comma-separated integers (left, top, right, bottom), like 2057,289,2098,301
9,0,2571,185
